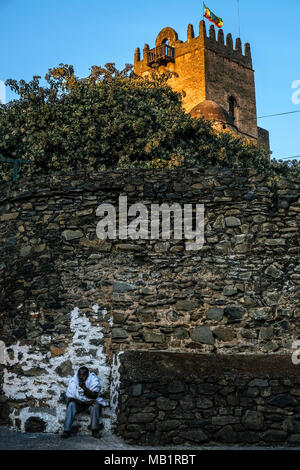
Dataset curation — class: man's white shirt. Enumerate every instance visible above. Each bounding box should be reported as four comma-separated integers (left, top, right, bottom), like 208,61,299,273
66,372,107,406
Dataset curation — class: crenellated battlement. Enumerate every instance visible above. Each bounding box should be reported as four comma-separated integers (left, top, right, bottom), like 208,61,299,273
134,20,252,71
134,18,269,149
204,22,252,69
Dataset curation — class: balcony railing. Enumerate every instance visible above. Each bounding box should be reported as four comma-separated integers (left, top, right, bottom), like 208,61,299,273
146,44,175,67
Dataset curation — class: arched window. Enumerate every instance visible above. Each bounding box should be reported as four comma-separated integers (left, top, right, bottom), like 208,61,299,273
161,39,169,56
228,95,237,125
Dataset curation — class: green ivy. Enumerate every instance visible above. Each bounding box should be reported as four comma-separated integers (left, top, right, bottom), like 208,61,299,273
0,63,299,182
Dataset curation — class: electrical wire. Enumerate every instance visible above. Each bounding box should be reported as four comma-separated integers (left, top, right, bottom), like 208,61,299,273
209,109,300,161
257,110,300,120
233,110,300,123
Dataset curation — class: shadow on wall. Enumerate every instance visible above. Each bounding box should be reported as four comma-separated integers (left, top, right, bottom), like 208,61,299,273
117,351,300,446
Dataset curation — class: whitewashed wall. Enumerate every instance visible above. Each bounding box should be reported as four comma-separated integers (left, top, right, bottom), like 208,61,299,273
1,305,121,434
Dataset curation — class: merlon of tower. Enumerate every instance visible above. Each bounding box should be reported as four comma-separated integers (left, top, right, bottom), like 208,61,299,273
134,20,252,70
187,24,194,41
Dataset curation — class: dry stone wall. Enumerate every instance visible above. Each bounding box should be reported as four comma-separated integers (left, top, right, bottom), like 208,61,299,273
0,167,299,440
118,351,300,446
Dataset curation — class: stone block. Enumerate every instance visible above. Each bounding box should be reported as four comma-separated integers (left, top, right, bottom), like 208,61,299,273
179,429,208,443
50,346,67,357
225,217,241,227
157,397,177,411
223,286,238,296
224,305,246,321
22,368,46,377
190,325,214,345
116,244,143,252
154,242,170,253
265,264,283,279
168,381,185,393
0,212,19,221
212,416,240,426
128,413,156,424
283,418,300,433
62,230,84,241
179,398,195,410
113,281,137,292
259,327,274,340
157,420,181,431
55,360,73,377
268,394,298,408
205,308,224,321
215,425,237,443
112,328,129,339
248,379,269,387
144,332,165,343
288,434,300,444
20,245,32,257
249,307,271,321
242,410,264,430
262,430,287,442
196,397,213,409
213,327,236,342
175,299,199,311
131,384,142,397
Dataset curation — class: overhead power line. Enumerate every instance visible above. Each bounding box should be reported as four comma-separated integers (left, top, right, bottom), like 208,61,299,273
212,110,300,125
238,110,300,123
258,110,300,120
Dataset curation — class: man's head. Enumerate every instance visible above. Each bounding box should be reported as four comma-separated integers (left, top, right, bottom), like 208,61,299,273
78,366,89,383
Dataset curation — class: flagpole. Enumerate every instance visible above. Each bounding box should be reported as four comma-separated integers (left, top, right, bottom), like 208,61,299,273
237,0,241,38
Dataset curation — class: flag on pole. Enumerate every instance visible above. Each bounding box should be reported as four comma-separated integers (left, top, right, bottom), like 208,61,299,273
203,3,223,28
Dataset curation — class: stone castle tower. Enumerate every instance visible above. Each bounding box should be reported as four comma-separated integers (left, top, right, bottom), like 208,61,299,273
134,20,269,150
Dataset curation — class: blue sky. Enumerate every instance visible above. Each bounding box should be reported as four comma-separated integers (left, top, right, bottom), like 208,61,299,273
0,0,299,161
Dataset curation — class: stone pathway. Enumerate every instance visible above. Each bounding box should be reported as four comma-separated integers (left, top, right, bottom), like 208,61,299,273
0,426,298,450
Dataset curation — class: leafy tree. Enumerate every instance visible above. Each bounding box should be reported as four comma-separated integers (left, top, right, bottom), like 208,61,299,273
0,63,298,182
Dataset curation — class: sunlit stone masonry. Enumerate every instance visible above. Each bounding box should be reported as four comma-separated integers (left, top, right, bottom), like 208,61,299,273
0,167,299,444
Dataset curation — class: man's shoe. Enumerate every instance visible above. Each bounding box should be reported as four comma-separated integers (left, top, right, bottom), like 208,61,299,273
61,431,71,438
92,430,101,439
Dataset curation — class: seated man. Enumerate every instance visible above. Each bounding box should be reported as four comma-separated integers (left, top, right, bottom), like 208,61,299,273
61,366,107,439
